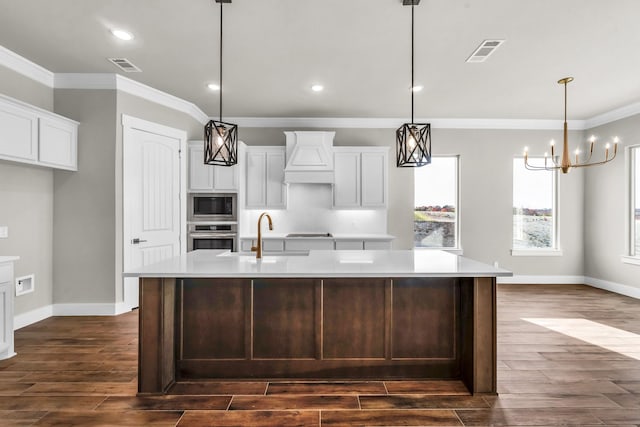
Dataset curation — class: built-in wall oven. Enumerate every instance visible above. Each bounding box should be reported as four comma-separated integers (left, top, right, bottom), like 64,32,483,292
188,193,236,222
188,223,237,252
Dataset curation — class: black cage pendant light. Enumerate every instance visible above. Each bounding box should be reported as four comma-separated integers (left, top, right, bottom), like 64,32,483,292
204,0,238,166
396,0,431,168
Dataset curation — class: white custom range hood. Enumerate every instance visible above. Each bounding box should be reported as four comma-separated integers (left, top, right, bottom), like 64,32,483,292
284,131,335,184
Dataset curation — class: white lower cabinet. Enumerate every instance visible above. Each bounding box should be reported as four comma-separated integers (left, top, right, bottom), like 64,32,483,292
240,239,284,253
285,239,334,252
0,94,78,171
0,260,16,360
364,240,392,250
335,240,365,250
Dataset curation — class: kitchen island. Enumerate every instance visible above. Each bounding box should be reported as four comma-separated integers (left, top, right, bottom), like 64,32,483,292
124,250,511,396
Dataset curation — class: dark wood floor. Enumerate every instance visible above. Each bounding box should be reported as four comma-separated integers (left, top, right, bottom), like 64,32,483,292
0,284,639,426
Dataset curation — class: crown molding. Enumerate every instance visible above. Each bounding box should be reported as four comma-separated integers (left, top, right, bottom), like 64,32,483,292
1,44,639,131
224,116,585,130
584,101,640,130
0,45,54,87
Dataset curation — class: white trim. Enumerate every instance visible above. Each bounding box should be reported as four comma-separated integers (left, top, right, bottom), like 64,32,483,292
621,256,640,266
122,114,188,141
54,73,117,89
13,305,53,330
497,275,584,284
585,276,640,299
0,45,54,87
52,303,122,316
511,249,564,256
115,301,132,315
585,101,640,129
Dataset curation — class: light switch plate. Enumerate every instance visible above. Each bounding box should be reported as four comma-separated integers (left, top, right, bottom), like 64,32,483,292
0,226,8,239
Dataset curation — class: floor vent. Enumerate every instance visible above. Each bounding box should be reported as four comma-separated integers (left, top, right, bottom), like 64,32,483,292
466,40,504,63
108,58,142,72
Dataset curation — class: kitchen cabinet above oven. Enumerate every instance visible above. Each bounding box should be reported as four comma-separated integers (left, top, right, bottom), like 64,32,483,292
188,141,238,192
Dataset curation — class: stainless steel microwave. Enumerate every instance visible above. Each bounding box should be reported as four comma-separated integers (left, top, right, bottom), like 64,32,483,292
188,193,236,221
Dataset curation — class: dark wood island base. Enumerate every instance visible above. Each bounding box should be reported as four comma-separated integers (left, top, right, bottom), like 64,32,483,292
138,276,496,396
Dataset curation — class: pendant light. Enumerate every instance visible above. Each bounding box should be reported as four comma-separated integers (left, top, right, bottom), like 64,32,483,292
396,0,431,168
204,0,238,167
524,77,619,174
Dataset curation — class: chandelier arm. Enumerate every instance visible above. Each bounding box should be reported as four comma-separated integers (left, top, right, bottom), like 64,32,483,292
524,158,553,171
571,153,618,168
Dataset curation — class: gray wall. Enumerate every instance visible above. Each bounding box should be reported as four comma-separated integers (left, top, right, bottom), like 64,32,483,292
584,114,640,290
239,127,585,275
0,65,54,317
52,90,118,304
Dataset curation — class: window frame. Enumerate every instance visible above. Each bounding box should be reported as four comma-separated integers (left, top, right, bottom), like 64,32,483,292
623,144,640,266
511,156,561,256
413,155,461,253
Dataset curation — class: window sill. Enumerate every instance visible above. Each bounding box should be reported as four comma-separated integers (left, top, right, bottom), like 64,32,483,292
621,256,640,266
511,249,563,257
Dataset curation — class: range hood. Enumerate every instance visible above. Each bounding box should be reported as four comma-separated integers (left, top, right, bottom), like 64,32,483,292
284,131,335,184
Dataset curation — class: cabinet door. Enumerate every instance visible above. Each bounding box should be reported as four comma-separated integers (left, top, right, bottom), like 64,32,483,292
265,150,286,208
364,240,392,250
333,151,361,208
213,165,238,191
335,240,364,250
38,117,78,170
246,151,267,207
285,239,334,251
361,151,387,208
0,282,8,354
0,101,38,163
188,144,214,191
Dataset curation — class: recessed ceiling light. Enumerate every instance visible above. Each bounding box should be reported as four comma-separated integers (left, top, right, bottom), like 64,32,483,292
411,85,424,92
207,83,221,91
111,29,134,41
311,84,324,92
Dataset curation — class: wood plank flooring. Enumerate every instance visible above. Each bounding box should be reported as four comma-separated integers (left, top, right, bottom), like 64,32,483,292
0,284,638,426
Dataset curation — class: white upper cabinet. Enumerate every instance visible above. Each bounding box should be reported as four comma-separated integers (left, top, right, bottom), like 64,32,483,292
333,147,388,209
245,146,286,209
188,141,238,192
38,116,78,170
0,94,78,171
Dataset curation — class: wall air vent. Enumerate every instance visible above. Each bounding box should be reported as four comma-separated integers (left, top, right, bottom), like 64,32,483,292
107,58,142,72
466,40,505,63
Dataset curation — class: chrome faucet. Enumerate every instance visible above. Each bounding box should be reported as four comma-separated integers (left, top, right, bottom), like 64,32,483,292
251,212,273,259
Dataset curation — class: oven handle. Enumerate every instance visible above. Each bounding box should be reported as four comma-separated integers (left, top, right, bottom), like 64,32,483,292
189,233,237,239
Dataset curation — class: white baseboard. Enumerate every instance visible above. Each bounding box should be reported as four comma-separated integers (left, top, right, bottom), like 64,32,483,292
585,276,640,300
14,305,54,330
497,275,585,285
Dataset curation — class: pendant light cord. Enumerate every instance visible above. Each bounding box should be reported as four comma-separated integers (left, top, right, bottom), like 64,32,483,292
219,0,223,123
411,3,414,124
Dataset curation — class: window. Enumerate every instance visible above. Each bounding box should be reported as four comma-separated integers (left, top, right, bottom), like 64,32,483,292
630,146,640,258
414,156,459,249
512,157,558,252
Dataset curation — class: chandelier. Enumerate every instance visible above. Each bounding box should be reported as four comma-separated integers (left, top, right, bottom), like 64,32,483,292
396,0,431,168
204,0,238,167
524,77,618,174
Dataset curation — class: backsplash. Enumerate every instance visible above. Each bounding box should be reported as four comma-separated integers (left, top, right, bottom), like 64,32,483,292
239,184,387,235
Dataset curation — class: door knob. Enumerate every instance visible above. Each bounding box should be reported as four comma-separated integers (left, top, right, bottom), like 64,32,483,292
131,238,148,244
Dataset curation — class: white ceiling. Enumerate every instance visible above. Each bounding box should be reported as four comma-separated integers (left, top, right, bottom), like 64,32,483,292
0,0,639,120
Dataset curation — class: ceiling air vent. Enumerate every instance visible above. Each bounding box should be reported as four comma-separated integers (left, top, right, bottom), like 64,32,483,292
107,58,142,72
466,40,504,63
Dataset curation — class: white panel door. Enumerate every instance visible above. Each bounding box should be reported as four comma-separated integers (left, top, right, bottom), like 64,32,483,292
266,150,286,208
188,144,213,191
361,151,387,208
333,151,361,208
124,126,182,309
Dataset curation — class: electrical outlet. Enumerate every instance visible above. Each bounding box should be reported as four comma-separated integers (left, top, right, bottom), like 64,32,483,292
0,226,7,239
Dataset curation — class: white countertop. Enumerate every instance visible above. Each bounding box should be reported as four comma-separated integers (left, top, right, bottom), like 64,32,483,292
239,234,395,241
0,256,19,264
123,250,511,278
